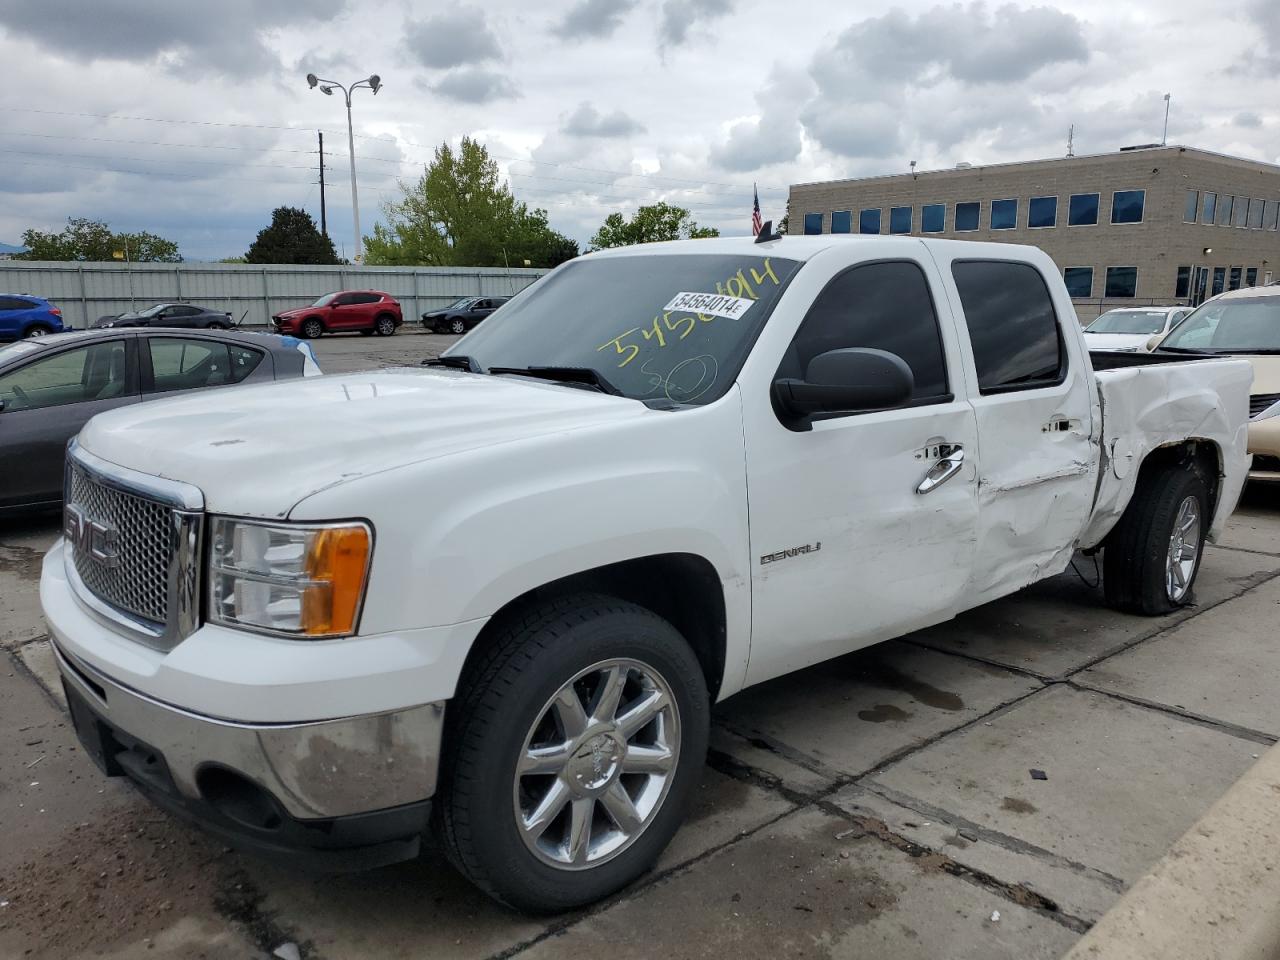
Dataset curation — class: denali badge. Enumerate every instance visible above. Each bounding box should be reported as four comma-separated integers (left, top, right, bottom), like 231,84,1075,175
760,542,822,565
64,504,121,568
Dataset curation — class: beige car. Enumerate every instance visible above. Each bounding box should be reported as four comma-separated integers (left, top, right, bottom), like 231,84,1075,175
1155,285,1280,481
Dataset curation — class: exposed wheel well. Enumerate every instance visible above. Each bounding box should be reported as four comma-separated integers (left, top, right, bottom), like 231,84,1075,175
461,553,728,700
1131,439,1222,515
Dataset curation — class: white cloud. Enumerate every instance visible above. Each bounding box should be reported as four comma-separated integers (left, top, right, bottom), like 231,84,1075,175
402,9,503,70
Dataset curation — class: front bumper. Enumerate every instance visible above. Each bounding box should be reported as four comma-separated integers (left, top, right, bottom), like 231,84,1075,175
54,641,443,870
1248,418,1280,482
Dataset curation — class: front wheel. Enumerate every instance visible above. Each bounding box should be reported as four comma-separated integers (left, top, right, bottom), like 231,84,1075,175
449,317,466,335
300,318,323,339
1104,463,1209,615
436,594,709,913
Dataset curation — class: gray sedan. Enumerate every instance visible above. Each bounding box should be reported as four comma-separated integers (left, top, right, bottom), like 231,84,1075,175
94,302,236,329
0,328,321,515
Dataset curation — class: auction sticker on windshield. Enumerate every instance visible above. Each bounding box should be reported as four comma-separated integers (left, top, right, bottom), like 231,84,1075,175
663,292,754,321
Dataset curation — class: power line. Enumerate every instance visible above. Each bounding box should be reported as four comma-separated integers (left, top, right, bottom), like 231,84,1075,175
0,129,326,157
0,105,315,135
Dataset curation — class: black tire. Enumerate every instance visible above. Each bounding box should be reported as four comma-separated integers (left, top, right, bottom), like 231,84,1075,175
1104,463,1209,615
24,324,52,339
436,593,710,913
359,328,375,336
449,317,466,335
374,314,397,337
301,318,324,339
206,321,227,330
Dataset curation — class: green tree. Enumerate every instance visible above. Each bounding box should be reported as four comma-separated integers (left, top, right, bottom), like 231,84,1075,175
18,217,181,262
363,137,578,268
245,207,339,265
588,202,719,250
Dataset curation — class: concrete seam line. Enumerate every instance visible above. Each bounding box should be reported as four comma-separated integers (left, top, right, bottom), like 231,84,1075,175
1065,679,1278,746
1205,542,1280,559
901,638,1056,683
1059,740,1280,960
6,646,64,714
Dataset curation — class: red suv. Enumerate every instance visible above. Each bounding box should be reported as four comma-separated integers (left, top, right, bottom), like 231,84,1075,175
272,290,403,339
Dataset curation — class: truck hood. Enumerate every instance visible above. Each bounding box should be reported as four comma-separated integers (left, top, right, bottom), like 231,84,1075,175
77,368,646,518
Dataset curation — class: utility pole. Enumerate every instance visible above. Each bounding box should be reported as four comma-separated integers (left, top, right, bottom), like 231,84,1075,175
318,131,328,238
1162,93,1172,146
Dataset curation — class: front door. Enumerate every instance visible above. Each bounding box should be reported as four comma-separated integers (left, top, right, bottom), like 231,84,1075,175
743,254,980,684
0,338,139,509
930,252,1097,609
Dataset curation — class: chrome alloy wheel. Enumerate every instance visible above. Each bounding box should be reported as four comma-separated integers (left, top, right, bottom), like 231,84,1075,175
1166,495,1201,603
514,658,680,870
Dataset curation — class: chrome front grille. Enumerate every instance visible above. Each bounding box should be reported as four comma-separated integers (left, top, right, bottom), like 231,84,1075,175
1250,393,1280,419
64,442,205,650
69,462,173,623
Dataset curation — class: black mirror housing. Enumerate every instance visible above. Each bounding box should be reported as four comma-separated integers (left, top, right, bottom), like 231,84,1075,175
773,348,914,425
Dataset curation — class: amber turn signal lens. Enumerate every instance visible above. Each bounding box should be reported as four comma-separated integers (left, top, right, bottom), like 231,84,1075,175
300,525,371,636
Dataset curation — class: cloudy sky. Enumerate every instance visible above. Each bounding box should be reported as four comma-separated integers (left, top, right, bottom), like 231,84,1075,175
0,0,1277,261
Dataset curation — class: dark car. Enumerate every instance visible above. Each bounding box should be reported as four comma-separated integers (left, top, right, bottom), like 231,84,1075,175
0,294,67,341
272,290,402,339
94,302,234,330
0,329,321,515
421,296,510,334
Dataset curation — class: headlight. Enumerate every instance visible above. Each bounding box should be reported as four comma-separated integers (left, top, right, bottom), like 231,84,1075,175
208,518,372,638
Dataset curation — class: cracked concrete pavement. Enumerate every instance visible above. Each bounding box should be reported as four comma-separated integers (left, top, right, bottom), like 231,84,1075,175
3,332,1280,959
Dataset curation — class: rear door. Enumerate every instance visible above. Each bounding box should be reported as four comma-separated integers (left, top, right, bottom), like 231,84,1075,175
743,249,981,683
354,292,381,328
0,297,28,339
143,335,270,396
0,338,140,509
927,248,1098,608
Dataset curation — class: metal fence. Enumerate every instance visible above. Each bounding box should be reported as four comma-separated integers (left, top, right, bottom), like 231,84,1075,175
0,261,549,328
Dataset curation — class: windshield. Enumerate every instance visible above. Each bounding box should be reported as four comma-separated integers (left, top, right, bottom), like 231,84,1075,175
311,293,338,307
446,298,475,309
0,340,43,365
1160,297,1280,352
1086,310,1169,335
448,253,801,405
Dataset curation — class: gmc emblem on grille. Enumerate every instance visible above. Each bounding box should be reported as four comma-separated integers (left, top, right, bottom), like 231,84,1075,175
64,504,121,568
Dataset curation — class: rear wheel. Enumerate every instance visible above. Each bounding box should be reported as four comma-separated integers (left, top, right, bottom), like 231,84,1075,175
301,318,323,339
436,594,709,913
24,324,51,338
449,317,466,335
1104,463,1209,615
374,314,397,336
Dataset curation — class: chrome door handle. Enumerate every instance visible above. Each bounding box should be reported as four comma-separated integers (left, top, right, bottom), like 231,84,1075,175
916,446,965,495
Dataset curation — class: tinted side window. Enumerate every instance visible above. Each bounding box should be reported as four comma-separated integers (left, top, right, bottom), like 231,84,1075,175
781,261,949,407
0,342,128,411
952,261,1065,394
148,337,233,391
228,345,264,383
0,298,32,311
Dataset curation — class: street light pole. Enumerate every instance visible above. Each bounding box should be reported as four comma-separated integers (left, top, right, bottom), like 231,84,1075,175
306,72,382,263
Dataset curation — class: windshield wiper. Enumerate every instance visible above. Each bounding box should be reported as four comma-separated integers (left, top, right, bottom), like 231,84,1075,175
488,365,623,396
424,354,485,373
1155,346,1210,354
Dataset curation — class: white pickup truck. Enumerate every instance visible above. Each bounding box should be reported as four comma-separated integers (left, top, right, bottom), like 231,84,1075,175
43,235,1251,912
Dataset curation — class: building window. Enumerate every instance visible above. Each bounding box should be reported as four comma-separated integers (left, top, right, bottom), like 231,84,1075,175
952,260,1065,394
1063,266,1094,298
1175,266,1191,299
1111,190,1145,224
803,213,823,235
831,210,852,234
1212,267,1226,296
1203,192,1218,224
889,206,912,234
1233,197,1250,228
955,202,981,232
1246,267,1259,287
1266,200,1280,231
1248,198,1265,229
1183,190,1199,223
1218,196,1234,226
1105,266,1138,298
921,203,945,233
859,208,882,234
990,198,1018,230
1068,193,1100,226
1229,266,1242,290
1029,196,1057,228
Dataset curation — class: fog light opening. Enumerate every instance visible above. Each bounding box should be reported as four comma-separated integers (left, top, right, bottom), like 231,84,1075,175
197,766,284,831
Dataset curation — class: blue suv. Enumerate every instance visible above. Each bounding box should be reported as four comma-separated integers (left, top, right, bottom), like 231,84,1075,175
0,294,67,341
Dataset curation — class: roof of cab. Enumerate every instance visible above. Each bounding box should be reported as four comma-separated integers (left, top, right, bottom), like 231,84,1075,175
580,234,1044,262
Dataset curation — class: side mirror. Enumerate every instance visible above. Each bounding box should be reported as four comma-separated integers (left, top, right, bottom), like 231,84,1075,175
1145,333,1163,352
773,348,914,426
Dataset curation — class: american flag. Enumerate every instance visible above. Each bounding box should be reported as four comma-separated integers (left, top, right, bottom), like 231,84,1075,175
751,184,763,236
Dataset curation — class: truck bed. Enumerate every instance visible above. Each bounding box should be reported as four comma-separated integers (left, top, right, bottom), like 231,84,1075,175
1080,355,1254,548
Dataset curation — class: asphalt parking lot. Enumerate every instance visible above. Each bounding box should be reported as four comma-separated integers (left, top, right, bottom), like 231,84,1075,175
3,330,1280,959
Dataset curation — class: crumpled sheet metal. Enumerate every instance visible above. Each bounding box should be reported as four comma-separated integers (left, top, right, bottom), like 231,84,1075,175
1080,359,1253,549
